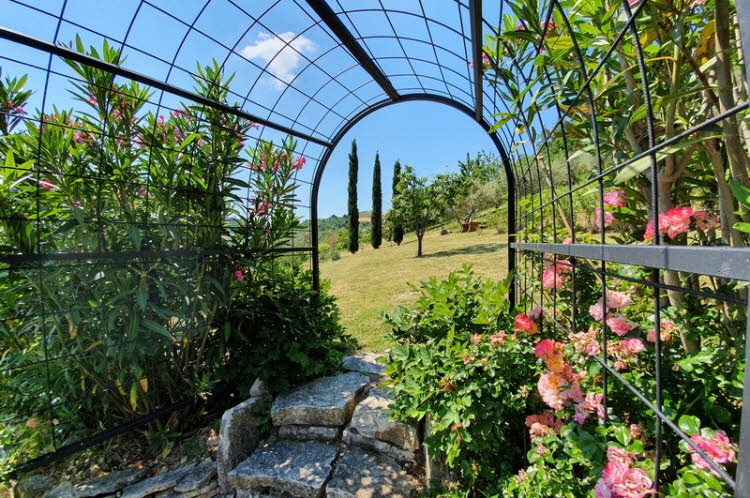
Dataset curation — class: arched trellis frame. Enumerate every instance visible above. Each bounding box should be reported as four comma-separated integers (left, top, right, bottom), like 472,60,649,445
0,1,749,495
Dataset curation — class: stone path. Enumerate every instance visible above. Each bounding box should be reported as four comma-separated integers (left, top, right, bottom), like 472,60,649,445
225,354,418,497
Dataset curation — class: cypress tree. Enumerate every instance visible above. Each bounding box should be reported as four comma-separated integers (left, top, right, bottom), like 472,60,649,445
392,160,404,245
347,139,359,253
371,152,382,249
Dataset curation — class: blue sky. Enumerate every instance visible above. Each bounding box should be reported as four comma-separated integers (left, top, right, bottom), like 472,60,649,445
317,100,495,218
0,0,516,220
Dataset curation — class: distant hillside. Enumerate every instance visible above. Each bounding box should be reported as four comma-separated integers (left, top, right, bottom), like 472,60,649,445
316,212,372,234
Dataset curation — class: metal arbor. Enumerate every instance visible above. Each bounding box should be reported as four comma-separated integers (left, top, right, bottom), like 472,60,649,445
0,0,749,494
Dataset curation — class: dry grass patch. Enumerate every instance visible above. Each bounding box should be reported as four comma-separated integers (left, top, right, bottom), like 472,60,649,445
321,229,508,352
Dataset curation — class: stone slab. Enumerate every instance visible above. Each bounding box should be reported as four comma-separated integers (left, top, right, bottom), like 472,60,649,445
174,458,217,493
18,475,56,498
121,464,195,498
272,373,369,427
341,354,386,378
277,425,340,442
342,431,415,463
228,440,338,498
45,469,148,498
346,390,418,451
326,447,414,498
217,396,263,492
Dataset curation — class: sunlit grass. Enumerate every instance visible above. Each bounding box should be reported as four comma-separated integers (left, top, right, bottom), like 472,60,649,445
321,228,509,352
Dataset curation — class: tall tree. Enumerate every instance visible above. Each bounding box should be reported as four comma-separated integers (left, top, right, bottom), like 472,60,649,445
347,139,359,253
391,160,404,245
371,152,382,248
391,166,447,257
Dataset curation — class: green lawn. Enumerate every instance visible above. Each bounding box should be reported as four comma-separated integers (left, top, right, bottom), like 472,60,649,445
320,228,509,352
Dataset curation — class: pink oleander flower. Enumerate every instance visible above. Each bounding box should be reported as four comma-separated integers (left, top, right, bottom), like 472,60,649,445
529,306,543,319
87,96,97,106
620,338,645,356
542,266,565,290
235,270,244,281
39,178,57,191
292,156,306,170
515,313,539,334
516,22,527,30
534,339,557,360
596,208,616,228
646,320,676,343
470,333,482,345
606,313,637,337
604,190,628,208
72,132,83,142
563,237,573,244
693,210,719,231
645,206,693,240
489,331,506,347
690,430,737,477
589,300,606,321
606,290,632,310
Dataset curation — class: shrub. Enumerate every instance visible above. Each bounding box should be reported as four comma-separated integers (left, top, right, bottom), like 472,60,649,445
383,267,540,485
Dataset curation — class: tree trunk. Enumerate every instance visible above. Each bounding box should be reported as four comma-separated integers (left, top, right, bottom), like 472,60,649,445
702,138,746,247
417,231,424,257
715,0,750,193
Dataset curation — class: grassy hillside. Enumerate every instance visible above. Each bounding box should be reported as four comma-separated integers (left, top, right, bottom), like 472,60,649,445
320,228,509,352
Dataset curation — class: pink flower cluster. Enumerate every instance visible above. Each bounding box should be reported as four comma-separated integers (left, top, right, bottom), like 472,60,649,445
489,331,507,348
646,320,676,343
254,198,273,215
589,290,637,337
542,254,572,290
569,328,601,356
644,206,717,241
690,430,737,477
514,313,539,334
595,447,653,498
525,411,563,441
604,190,628,208
609,338,646,371
596,207,616,228
5,99,26,115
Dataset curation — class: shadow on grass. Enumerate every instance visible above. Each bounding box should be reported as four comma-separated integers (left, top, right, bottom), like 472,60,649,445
418,243,508,258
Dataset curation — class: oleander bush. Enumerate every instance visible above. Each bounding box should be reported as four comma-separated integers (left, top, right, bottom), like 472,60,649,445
0,37,351,470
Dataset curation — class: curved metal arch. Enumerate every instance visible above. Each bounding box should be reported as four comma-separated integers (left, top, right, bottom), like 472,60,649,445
309,92,516,307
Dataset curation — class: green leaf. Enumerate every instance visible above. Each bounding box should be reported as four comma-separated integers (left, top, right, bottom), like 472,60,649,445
678,415,701,435
142,320,172,339
614,136,718,184
729,180,750,209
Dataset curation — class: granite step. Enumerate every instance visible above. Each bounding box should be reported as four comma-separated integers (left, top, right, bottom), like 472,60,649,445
272,372,370,428
228,440,339,498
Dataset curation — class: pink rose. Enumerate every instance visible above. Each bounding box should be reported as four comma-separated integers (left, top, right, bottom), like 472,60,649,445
515,313,539,334
606,313,637,337
604,190,628,208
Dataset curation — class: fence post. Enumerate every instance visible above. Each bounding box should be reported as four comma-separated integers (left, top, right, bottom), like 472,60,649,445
735,304,750,496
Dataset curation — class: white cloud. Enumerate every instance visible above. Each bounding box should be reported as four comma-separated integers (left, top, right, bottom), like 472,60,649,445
241,32,316,90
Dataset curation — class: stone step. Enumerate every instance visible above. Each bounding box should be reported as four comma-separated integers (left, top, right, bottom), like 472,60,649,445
272,372,370,428
326,447,415,498
341,354,386,381
228,440,339,498
342,390,418,463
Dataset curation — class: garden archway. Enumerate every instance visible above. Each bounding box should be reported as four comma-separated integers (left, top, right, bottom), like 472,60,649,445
309,92,515,302
0,0,749,495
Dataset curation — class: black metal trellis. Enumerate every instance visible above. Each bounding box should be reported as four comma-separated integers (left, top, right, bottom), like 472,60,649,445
0,1,748,495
